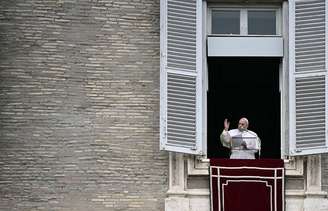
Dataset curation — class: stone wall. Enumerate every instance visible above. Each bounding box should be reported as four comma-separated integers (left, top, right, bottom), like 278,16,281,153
0,0,168,210
322,154,328,193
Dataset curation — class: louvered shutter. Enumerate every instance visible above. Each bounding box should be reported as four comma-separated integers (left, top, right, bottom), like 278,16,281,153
289,0,328,155
160,0,204,154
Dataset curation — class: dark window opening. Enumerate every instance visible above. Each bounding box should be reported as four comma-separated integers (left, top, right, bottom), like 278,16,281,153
207,58,281,159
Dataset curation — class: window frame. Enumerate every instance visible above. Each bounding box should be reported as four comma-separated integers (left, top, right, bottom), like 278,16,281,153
207,5,282,36
205,3,287,159
160,0,328,158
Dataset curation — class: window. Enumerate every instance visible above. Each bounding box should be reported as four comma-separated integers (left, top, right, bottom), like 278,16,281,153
160,0,328,157
248,10,276,35
211,10,240,34
207,58,281,159
209,7,281,36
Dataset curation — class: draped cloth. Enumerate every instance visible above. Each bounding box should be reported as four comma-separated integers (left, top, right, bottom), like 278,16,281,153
210,159,284,211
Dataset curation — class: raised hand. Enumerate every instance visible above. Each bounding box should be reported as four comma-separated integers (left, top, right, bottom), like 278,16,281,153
224,118,230,131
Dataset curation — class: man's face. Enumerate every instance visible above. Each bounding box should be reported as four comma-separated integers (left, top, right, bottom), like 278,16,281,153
238,119,248,131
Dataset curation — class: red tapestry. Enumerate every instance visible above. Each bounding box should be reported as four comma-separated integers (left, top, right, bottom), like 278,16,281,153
210,159,284,211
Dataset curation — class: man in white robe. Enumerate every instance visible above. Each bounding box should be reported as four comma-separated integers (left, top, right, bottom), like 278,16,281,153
220,117,261,159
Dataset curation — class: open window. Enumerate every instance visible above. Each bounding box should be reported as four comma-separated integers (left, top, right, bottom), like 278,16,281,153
207,57,281,158
160,0,328,158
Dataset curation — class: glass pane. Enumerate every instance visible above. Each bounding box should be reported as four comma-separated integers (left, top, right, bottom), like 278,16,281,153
248,11,276,35
212,10,240,34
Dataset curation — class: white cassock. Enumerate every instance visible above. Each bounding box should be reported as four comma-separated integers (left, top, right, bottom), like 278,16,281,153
220,129,261,159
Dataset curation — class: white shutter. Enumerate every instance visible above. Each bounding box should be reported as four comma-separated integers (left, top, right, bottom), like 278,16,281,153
160,0,203,154
289,0,328,155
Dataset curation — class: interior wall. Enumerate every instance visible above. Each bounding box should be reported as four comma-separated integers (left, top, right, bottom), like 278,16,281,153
207,57,281,158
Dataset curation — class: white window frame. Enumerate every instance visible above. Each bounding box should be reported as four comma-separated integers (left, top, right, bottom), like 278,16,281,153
207,5,282,36
187,1,304,176
205,3,287,159
161,0,328,158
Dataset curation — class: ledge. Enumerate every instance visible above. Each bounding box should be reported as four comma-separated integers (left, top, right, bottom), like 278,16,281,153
167,189,210,197
286,190,306,198
208,36,283,57
188,156,304,176
187,189,210,196
304,191,328,198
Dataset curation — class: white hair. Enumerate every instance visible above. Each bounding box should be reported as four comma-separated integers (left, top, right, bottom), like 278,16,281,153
240,117,249,128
